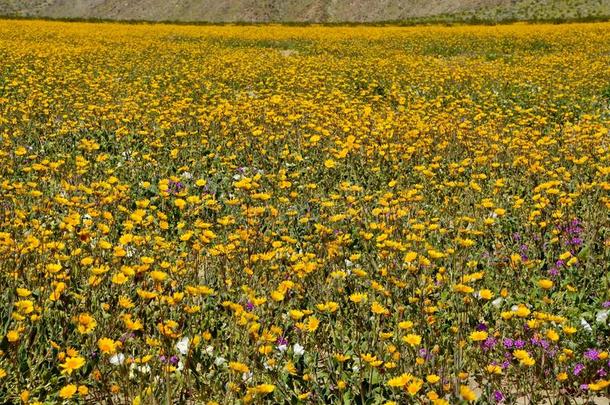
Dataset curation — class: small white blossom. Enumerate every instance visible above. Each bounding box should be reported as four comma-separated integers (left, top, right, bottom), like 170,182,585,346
110,353,125,365
138,364,150,374
176,337,189,355
596,309,609,324
293,343,305,356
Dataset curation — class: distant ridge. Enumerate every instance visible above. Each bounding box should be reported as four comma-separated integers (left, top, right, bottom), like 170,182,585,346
1,0,609,23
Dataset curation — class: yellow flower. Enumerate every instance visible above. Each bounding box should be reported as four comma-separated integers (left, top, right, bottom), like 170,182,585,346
251,383,275,394
515,305,531,317
546,329,559,342
402,334,422,347
289,309,304,320
513,350,529,360
270,290,285,301
59,384,77,399
258,345,272,355
538,279,554,290
460,385,477,401
334,353,350,362
76,313,97,334
520,356,535,366
349,293,367,303
404,251,418,262
60,356,86,374
485,364,502,374
284,361,297,375
305,316,320,332
387,373,412,388
478,289,493,300
469,331,488,342
229,362,250,374
371,301,389,315
150,271,168,282
6,330,19,342
324,159,336,168
407,379,423,395
398,321,414,330
97,338,116,354
426,374,441,384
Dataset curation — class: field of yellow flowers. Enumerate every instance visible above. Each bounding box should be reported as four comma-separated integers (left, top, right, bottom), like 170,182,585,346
1,19,609,404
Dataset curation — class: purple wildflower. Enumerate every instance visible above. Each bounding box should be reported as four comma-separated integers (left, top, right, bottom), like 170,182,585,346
483,337,497,350
493,390,505,402
584,349,600,361
573,363,585,375
476,323,488,331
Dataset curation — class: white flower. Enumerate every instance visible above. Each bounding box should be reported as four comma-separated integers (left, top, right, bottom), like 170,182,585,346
204,345,214,355
233,174,241,180
176,337,189,355
293,343,305,356
177,361,184,371
344,259,353,267
278,344,287,352
596,309,609,324
181,171,193,180
580,318,592,332
491,297,503,307
126,246,136,258
130,363,150,375
242,371,253,382
138,364,150,374
214,356,226,366
110,353,125,365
